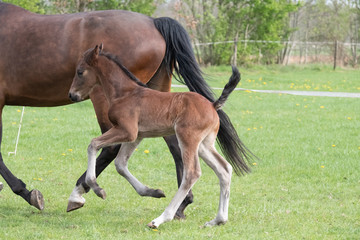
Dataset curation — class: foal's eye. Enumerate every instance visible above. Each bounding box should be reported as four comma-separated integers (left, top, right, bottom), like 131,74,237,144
77,70,84,76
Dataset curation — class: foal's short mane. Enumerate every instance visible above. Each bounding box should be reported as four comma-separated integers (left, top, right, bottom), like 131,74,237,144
99,51,148,88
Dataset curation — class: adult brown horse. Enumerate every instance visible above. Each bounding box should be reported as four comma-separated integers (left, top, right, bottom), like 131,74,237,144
0,3,252,217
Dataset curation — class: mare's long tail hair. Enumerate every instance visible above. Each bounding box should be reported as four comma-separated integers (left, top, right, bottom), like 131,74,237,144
153,17,256,175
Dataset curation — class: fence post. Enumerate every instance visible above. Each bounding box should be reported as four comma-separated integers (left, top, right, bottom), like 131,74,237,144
232,32,239,66
333,40,338,70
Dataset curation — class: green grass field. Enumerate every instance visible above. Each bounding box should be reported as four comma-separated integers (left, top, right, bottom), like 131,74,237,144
0,65,359,239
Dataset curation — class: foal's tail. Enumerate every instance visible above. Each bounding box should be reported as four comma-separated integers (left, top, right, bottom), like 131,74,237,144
153,17,255,175
213,66,240,110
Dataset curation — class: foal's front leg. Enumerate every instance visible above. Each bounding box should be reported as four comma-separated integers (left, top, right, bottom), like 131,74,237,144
86,127,137,199
86,140,107,199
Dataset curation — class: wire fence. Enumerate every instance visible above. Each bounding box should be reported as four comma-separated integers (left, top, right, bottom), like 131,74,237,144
194,40,360,67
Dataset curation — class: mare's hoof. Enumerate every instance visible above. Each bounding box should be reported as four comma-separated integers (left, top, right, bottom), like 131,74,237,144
152,189,166,198
94,188,106,200
147,221,158,229
67,201,85,212
174,210,186,220
30,189,44,210
0,182,3,191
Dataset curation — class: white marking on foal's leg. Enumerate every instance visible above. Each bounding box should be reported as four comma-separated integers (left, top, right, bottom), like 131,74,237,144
148,173,200,228
148,148,201,228
115,141,165,198
68,184,86,206
85,143,97,185
85,142,106,199
199,143,232,227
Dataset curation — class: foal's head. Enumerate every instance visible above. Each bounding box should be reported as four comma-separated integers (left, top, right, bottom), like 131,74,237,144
69,43,147,102
69,44,103,102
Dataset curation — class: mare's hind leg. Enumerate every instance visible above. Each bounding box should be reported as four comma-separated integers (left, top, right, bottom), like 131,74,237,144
115,139,165,198
198,136,233,227
148,139,201,228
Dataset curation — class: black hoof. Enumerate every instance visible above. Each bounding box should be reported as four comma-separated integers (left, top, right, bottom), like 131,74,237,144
0,182,3,192
175,193,194,219
175,209,186,220
30,189,44,210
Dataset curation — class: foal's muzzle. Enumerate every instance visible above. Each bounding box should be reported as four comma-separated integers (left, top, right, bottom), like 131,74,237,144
69,92,81,102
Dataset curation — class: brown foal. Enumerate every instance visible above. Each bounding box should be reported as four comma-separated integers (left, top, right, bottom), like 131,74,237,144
69,44,242,228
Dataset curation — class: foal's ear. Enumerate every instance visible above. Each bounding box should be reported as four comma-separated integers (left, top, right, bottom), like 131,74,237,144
99,43,103,52
85,45,100,65
93,45,100,57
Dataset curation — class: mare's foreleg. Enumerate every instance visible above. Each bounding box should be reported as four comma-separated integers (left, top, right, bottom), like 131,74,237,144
147,141,201,228
0,152,44,210
115,140,165,198
0,119,44,210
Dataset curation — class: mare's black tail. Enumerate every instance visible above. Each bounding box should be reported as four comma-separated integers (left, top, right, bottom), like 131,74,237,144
213,66,241,110
153,17,255,175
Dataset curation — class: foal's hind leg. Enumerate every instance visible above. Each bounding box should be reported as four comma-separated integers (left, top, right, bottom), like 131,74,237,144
198,139,232,227
115,140,165,198
164,135,194,219
148,140,201,228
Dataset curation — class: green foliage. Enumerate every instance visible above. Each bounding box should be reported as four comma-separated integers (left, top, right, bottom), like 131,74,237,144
305,0,351,42
247,0,298,64
3,0,45,14
42,0,162,15
93,0,160,16
179,0,299,65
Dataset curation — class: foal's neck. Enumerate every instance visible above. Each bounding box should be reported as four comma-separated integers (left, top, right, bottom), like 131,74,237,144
97,57,139,102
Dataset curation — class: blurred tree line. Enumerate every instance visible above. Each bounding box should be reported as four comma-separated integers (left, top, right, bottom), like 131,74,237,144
3,0,360,67
171,0,359,66
2,0,163,15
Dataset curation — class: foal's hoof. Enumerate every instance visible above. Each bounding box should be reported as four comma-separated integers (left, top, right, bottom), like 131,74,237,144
0,182,3,192
151,189,166,198
147,221,158,229
94,188,106,200
66,201,85,212
30,189,44,210
204,219,227,227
